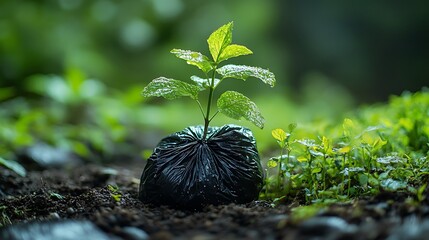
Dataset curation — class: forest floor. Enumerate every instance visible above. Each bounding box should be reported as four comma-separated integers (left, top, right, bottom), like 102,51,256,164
1,162,429,240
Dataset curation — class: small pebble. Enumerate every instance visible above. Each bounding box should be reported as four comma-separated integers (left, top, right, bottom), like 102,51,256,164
49,212,60,219
66,207,75,214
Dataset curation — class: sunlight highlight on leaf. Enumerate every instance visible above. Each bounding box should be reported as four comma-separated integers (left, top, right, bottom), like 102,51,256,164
207,22,233,61
380,179,407,191
272,128,287,142
267,159,278,168
376,155,405,164
338,146,351,154
296,139,317,147
343,118,356,137
142,77,200,100
190,76,221,90
170,49,213,73
216,64,276,87
321,136,332,154
218,44,252,62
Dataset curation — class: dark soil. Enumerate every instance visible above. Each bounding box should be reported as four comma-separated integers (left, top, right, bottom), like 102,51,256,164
1,162,429,240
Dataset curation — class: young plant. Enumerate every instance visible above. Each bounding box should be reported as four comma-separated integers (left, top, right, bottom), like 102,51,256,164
269,123,297,193
107,184,122,202
141,22,276,139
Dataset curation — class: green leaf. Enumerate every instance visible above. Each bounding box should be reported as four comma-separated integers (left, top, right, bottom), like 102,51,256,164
142,77,200,100
190,76,221,90
207,22,233,62
343,118,356,137
417,183,427,202
358,173,369,186
107,184,119,192
217,91,265,128
288,123,297,132
0,157,26,177
368,175,379,187
107,184,122,202
272,128,287,142
380,178,407,191
338,146,351,154
216,64,276,87
49,191,64,200
376,155,405,164
296,139,317,147
322,136,333,154
218,44,252,62
267,159,278,168
170,49,213,73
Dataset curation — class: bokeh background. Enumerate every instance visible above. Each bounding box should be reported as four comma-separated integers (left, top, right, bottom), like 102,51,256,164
2,0,428,101
1,0,429,160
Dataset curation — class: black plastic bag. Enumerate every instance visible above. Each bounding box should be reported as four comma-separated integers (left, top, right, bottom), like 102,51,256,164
139,124,263,208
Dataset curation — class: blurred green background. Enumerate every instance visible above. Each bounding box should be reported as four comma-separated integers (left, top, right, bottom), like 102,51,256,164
2,0,428,101
1,0,428,163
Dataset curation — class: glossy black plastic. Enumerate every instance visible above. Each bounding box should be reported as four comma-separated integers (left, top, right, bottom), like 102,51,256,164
139,124,263,208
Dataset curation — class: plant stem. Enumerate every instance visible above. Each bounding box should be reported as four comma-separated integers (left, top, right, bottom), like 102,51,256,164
264,169,269,197
347,174,351,197
342,153,346,195
286,144,292,193
209,110,220,122
323,155,327,191
277,147,284,191
202,67,217,140
196,100,206,119
308,149,313,198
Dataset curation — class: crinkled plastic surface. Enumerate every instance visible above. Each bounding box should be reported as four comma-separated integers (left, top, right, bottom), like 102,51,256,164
139,124,263,208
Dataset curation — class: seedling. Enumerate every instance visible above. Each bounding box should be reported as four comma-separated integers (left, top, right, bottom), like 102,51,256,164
141,22,276,139
49,191,65,200
269,123,296,193
139,22,274,207
107,184,122,202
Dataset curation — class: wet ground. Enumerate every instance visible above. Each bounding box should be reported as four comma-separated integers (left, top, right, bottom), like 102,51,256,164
1,163,429,240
